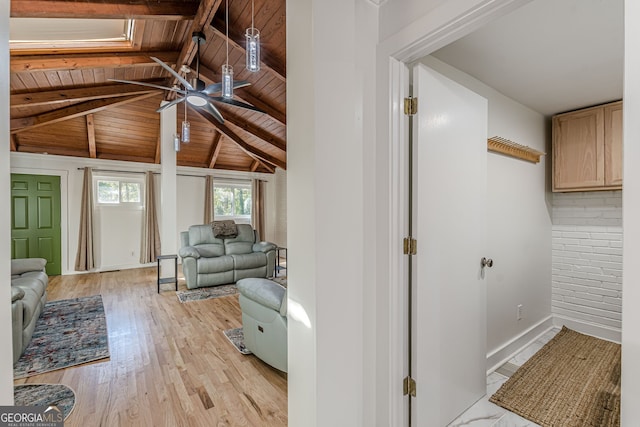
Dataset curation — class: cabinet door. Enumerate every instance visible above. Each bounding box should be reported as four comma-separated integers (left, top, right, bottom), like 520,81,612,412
604,101,623,187
553,107,604,191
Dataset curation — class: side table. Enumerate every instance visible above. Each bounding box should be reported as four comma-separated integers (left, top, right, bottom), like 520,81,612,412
275,247,287,277
157,254,178,293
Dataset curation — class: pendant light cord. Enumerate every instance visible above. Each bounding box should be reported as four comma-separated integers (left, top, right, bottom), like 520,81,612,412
251,0,254,30
225,0,229,67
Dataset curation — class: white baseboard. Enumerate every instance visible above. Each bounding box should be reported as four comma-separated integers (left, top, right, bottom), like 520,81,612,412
486,315,554,374
486,314,622,374
552,315,621,344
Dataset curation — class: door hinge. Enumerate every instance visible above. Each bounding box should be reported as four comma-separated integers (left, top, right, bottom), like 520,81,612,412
403,237,417,255
403,376,416,397
404,97,417,116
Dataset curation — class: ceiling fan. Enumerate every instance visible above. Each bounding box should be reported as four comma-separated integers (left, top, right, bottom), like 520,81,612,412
109,32,262,124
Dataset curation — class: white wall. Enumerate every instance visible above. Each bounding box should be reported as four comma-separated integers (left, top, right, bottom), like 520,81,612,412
0,0,14,404
420,56,552,363
9,152,284,274
622,0,640,423
551,191,622,341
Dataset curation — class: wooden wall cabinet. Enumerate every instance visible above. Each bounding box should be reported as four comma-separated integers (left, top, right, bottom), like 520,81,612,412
552,101,623,192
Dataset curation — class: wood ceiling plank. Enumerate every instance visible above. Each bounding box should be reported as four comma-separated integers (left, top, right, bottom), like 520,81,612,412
11,92,161,134
208,131,223,168
17,144,88,158
11,81,163,109
10,1,199,20
10,52,179,73
216,106,285,151
86,114,97,158
193,106,285,170
155,135,161,164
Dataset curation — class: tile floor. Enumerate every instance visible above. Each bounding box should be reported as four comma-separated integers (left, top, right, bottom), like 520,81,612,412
447,327,561,427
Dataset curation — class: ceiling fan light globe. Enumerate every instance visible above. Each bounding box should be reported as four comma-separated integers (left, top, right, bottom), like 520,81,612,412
186,94,208,107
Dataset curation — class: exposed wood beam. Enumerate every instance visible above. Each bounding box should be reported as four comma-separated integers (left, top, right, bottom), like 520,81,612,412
11,1,198,20
169,0,223,91
11,81,165,109
10,52,178,73
250,161,260,172
86,114,97,158
154,135,161,164
216,105,286,152
11,92,160,134
194,106,286,170
10,135,17,151
208,132,223,168
209,19,286,83
198,65,286,126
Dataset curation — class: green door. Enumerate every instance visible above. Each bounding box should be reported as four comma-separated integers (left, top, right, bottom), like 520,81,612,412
11,174,62,275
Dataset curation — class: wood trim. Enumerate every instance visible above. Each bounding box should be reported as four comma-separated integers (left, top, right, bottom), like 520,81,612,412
250,160,260,172
11,92,161,134
11,81,164,109
208,132,223,168
10,52,179,73
154,135,161,164
10,1,198,20
194,106,285,170
86,114,97,158
10,135,17,151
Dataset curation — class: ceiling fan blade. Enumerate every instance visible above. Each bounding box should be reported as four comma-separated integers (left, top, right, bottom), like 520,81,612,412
209,97,265,113
150,56,194,91
156,97,186,112
108,78,185,94
200,102,225,124
202,80,251,95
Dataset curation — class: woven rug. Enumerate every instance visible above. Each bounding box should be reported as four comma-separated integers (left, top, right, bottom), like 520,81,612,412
177,277,287,303
14,383,75,420
14,295,110,379
223,327,252,355
490,326,620,427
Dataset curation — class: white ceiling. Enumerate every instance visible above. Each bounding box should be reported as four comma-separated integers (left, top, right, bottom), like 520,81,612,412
431,0,623,117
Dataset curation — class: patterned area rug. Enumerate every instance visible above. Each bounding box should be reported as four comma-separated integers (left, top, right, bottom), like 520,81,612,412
490,326,621,427
14,383,75,420
176,277,287,303
14,295,110,379
223,327,252,355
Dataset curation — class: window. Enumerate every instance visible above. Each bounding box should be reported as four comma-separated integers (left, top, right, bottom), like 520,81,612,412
214,181,252,223
96,179,142,205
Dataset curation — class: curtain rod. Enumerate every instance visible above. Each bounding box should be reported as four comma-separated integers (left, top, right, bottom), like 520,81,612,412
76,168,256,181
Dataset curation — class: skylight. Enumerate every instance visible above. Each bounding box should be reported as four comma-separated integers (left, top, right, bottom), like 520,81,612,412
10,18,133,48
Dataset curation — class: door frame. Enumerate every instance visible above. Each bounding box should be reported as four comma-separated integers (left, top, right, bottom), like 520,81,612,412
11,168,69,275
381,1,535,425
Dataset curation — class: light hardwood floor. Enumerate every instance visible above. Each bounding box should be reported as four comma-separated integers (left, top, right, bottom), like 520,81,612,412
15,267,287,426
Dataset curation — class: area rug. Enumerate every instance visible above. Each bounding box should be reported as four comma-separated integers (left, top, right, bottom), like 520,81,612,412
223,327,252,355
176,284,238,303
14,383,75,420
14,295,110,379
490,326,620,427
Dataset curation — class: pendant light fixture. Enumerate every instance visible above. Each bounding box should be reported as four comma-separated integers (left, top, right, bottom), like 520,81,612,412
245,0,260,72
181,99,190,143
221,0,234,99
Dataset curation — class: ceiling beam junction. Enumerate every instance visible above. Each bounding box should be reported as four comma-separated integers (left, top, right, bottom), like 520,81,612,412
208,131,223,168
86,114,97,158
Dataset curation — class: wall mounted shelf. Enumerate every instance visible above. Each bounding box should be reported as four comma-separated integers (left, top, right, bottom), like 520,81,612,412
487,136,545,163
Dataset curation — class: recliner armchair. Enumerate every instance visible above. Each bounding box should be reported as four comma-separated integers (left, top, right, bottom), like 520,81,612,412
237,278,287,372
179,224,277,289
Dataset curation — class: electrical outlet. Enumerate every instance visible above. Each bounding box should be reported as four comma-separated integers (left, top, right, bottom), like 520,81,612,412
517,304,523,321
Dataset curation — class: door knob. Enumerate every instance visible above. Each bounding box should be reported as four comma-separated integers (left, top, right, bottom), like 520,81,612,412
481,257,493,268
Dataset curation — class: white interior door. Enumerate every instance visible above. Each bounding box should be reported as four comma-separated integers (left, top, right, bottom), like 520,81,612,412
412,63,488,426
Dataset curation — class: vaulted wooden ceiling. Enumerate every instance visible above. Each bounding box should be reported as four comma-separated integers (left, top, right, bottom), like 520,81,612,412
9,0,286,173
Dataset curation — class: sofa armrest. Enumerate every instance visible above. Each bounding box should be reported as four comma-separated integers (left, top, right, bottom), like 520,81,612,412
11,287,25,303
11,258,47,276
178,246,201,259
252,241,277,253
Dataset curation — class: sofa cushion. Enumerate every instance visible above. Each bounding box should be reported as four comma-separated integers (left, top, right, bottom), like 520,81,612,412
195,243,225,258
189,225,222,246
11,258,46,276
15,286,42,326
12,287,25,303
231,252,267,270
197,255,234,274
237,278,285,312
12,277,46,298
225,224,256,255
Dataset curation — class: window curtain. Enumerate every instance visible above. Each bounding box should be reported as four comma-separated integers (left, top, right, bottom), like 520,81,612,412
204,175,214,224
74,167,95,271
140,171,161,263
251,179,265,241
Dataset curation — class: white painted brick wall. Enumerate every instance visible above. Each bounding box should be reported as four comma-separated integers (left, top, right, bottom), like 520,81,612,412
552,191,622,331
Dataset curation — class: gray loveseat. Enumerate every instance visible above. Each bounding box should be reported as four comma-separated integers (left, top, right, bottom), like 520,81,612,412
11,258,48,364
179,224,277,289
